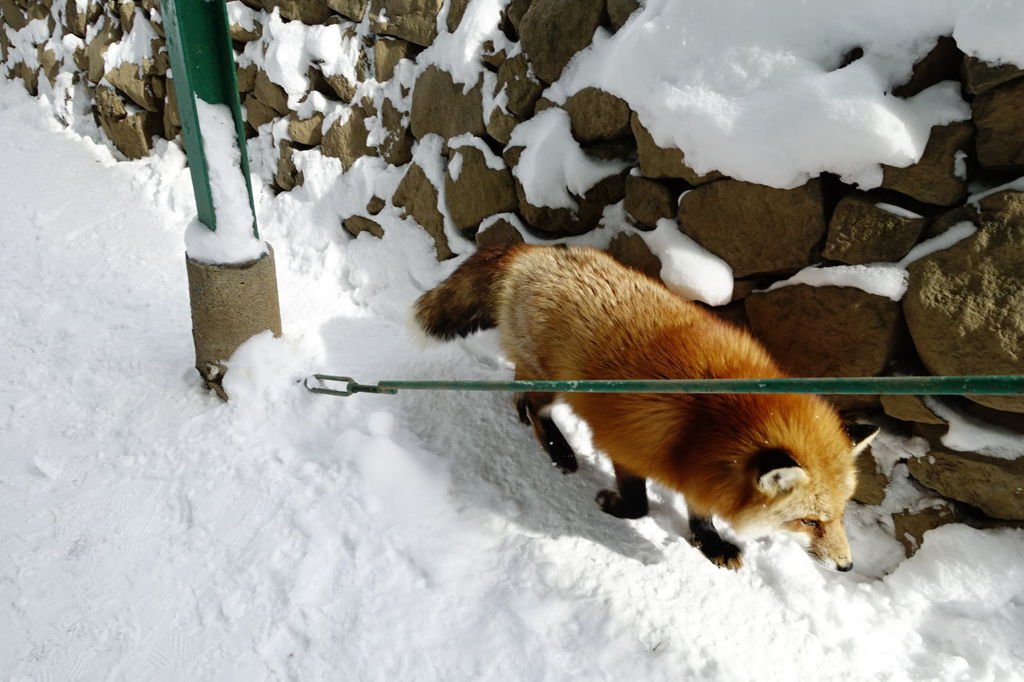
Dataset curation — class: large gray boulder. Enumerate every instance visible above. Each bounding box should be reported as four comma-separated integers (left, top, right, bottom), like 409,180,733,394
880,122,972,206
823,195,926,264
631,113,721,185
624,175,674,229
564,88,632,142
393,163,454,260
891,36,962,98
369,0,444,46
94,87,158,160
891,504,962,556
608,0,639,30
514,170,628,236
908,450,1024,521
104,62,157,113
963,56,1024,96
903,191,1024,413
475,216,525,248
253,69,290,115
518,0,605,83
495,52,544,118
288,112,324,146
445,0,471,32
745,284,903,381
373,38,413,82
322,107,376,170
972,79,1024,169
607,233,661,280
328,0,368,21
274,140,302,192
377,98,414,166
410,66,485,140
267,0,333,23
444,141,518,233
678,179,826,277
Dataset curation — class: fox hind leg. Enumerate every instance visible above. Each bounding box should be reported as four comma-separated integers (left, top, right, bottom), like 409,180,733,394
689,514,743,570
596,463,649,519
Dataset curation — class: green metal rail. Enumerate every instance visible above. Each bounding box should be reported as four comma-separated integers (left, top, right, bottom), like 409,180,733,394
160,0,258,237
305,374,1024,398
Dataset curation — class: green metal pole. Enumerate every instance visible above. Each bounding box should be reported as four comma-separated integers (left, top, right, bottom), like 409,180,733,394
160,0,257,236
162,0,282,399
305,374,1024,398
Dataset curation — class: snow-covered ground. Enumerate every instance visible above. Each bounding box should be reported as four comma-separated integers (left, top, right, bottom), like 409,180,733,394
2,75,1024,681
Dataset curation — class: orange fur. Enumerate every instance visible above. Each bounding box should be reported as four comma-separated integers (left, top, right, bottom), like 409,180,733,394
414,244,873,570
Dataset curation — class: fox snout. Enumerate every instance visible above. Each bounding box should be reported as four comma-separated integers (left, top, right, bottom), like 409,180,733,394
812,552,853,572
807,521,853,572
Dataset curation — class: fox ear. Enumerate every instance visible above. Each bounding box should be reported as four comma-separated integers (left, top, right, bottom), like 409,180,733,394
845,423,880,457
753,448,808,496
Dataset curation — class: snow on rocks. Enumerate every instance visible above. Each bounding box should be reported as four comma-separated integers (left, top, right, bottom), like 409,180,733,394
953,0,1024,68
418,0,512,87
637,218,734,306
551,0,978,190
922,398,1024,463
508,108,631,211
760,220,978,303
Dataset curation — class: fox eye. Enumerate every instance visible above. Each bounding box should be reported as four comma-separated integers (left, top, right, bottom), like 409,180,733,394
800,519,821,529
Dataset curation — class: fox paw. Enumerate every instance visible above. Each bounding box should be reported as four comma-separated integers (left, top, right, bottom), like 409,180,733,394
595,489,648,519
547,446,578,474
692,535,743,570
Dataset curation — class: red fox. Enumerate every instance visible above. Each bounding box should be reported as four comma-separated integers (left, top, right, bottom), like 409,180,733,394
413,244,878,571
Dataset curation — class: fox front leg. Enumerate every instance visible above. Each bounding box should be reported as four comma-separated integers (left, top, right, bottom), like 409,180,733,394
689,515,743,570
515,393,578,473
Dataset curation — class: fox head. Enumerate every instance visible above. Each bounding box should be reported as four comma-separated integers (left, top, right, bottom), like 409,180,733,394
729,421,879,572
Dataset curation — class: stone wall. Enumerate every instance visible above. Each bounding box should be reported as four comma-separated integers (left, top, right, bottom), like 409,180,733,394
3,0,1023,551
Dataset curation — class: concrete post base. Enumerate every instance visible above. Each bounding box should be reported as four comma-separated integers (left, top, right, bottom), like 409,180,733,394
185,247,283,400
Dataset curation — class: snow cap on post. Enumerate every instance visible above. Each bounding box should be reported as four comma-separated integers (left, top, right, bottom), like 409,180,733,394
161,0,282,397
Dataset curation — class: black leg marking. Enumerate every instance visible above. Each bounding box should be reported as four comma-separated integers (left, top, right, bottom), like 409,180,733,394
533,414,578,473
689,515,743,570
515,393,530,425
596,464,648,519
517,392,578,473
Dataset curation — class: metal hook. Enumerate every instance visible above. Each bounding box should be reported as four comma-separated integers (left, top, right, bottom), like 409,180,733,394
304,374,398,397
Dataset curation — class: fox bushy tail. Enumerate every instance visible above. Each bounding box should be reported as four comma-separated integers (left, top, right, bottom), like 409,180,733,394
413,245,519,341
